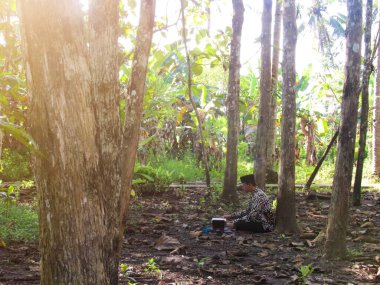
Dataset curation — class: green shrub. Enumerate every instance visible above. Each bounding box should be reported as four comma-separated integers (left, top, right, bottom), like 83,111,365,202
0,201,38,241
0,148,31,181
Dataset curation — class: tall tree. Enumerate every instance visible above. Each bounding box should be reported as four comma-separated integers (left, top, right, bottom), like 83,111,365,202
18,0,156,283
372,2,380,176
122,0,156,213
276,0,299,234
324,0,362,260
353,0,373,206
254,0,272,189
222,0,244,202
180,0,211,187
267,0,283,171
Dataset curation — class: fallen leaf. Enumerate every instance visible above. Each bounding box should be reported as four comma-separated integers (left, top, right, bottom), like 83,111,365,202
361,221,375,228
154,234,181,251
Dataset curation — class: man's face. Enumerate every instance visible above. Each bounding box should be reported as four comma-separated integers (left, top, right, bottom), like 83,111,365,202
241,183,254,192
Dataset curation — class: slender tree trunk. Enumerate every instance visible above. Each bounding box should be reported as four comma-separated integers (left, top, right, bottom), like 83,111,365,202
276,0,299,234
300,118,317,165
372,2,380,176
222,0,244,202
121,0,156,217
180,0,211,187
304,130,339,191
353,0,373,206
267,0,282,171
324,0,362,260
254,0,272,189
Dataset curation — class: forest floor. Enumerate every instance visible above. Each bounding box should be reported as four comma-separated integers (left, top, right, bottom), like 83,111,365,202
0,185,380,284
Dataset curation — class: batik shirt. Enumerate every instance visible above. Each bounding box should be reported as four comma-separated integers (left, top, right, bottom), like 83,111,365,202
231,188,275,231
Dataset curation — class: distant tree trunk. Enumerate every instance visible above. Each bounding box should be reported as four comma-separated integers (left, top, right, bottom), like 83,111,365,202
121,0,156,213
372,4,380,176
324,0,362,260
276,0,300,234
300,118,317,165
222,0,244,202
180,0,211,187
353,0,373,206
267,0,282,171
304,130,339,190
254,0,272,190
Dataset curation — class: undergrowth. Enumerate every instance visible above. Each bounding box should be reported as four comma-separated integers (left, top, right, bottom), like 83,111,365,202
0,201,38,241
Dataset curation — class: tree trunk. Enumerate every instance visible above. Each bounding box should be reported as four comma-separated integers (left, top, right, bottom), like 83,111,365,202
300,118,317,165
353,0,373,206
18,0,155,283
254,0,272,189
324,0,362,260
304,130,339,191
121,0,156,216
373,3,380,176
276,0,299,234
267,0,282,171
222,0,244,202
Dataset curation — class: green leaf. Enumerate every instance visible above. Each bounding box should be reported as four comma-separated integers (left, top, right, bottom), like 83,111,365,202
0,119,42,156
317,118,328,135
191,63,203,76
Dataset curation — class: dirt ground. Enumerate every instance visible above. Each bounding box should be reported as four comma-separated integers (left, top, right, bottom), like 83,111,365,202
0,186,379,284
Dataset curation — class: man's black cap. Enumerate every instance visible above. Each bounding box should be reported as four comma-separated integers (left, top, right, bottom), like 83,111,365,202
240,174,256,185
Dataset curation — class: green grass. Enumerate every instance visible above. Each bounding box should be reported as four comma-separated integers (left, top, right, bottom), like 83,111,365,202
0,201,38,241
149,153,205,183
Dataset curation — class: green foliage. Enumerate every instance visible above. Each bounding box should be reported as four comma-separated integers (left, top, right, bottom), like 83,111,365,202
133,163,176,193
298,263,315,284
119,263,137,285
0,148,31,181
0,201,38,241
148,152,204,183
144,258,161,276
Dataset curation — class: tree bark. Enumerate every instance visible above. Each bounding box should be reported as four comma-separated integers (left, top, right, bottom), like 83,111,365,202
267,0,282,171
121,0,156,218
304,130,339,191
300,117,317,165
18,0,155,283
222,0,244,202
353,0,373,206
276,0,300,234
372,2,380,176
254,0,272,190
324,0,362,260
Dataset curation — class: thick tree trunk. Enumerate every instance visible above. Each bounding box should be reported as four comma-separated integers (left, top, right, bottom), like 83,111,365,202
267,0,282,171
353,0,373,206
222,0,244,202
276,0,299,234
372,3,380,176
254,0,272,189
18,0,155,283
121,0,156,216
324,0,362,260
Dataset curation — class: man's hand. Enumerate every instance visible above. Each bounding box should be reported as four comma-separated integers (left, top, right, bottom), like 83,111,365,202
223,214,232,219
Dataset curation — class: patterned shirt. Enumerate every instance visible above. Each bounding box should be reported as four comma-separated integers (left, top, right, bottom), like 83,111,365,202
231,188,275,231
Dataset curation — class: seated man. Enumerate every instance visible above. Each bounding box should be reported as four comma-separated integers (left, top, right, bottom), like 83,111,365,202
224,174,275,233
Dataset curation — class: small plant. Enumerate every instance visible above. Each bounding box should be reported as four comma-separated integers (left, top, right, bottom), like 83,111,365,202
144,258,162,278
272,198,277,210
298,263,315,284
119,263,136,285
